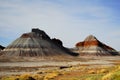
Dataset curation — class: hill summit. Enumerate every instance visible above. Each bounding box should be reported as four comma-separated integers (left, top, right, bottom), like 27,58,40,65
75,35,118,56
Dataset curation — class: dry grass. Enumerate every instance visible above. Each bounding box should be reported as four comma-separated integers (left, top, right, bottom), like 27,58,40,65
0,56,120,80
1,65,120,80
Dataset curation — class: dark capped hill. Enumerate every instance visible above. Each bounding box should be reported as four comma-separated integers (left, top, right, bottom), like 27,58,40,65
0,45,5,51
0,28,78,58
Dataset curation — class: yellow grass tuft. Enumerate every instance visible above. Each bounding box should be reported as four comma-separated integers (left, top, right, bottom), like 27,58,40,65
19,73,32,80
32,74,43,80
97,69,108,74
44,72,59,80
102,65,120,80
1,76,19,80
87,69,96,74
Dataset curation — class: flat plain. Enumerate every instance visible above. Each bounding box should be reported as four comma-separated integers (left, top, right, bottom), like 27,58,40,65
0,56,120,80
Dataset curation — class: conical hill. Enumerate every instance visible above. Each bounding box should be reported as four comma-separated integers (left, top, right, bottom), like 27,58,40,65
75,35,118,56
0,28,78,58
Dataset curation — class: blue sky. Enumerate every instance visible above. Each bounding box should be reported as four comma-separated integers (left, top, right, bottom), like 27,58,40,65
0,0,120,50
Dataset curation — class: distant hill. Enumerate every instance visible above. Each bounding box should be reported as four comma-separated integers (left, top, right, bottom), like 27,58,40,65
75,35,119,56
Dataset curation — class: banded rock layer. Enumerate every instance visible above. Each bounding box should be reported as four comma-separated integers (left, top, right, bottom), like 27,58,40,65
75,35,118,56
0,28,77,58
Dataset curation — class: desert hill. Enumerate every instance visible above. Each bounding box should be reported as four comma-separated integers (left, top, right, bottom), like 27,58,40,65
0,28,78,59
75,35,118,56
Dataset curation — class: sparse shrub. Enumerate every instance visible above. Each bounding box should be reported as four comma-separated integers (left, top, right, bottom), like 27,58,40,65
102,68,120,80
103,71,120,80
1,76,18,80
85,74,103,80
19,73,35,80
32,74,43,80
87,70,96,74
97,69,108,74
44,72,59,80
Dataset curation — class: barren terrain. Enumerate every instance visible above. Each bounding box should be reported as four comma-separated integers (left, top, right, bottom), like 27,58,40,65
0,56,120,79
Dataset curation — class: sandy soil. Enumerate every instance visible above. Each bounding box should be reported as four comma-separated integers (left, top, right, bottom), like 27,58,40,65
0,56,120,77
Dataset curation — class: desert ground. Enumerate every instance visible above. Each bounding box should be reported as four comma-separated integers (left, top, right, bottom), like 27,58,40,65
0,56,120,80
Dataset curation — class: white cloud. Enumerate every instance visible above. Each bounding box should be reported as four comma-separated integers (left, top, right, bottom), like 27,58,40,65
0,0,120,50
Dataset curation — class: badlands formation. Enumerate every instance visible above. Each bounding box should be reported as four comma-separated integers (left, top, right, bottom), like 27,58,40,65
0,29,120,80
75,35,119,56
0,29,119,61
0,28,78,60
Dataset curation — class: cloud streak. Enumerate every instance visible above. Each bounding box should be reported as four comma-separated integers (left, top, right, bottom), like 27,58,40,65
0,0,120,50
